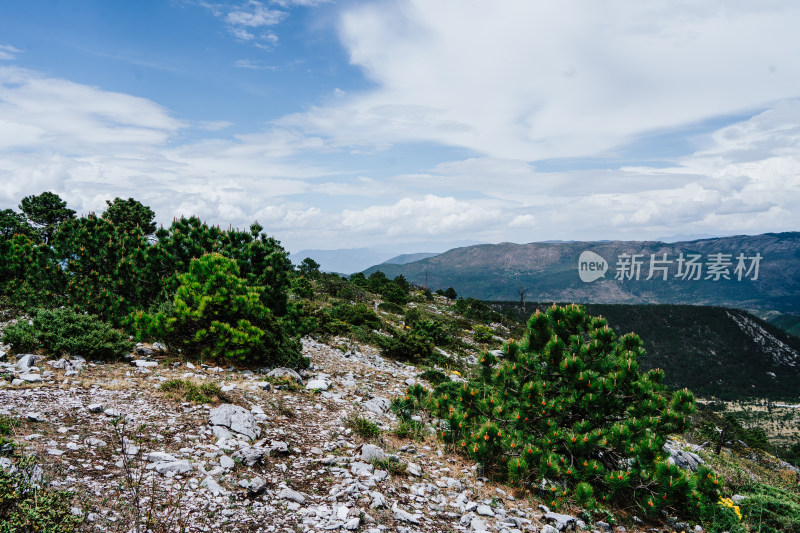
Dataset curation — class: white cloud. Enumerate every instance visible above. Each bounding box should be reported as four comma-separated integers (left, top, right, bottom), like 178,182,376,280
0,66,183,151
0,67,333,238
234,59,279,70
276,0,800,160
225,2,285,26
3,9,800,253
196,120,233,131
201,0,286,49
0,45,21,61
342,195,503,236
509,215,536,228
272,0,329,6
313,176,398,197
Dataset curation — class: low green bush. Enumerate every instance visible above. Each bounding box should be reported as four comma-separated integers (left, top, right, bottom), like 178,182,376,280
0,415,20,453
417,369,451,386
698,500,746,533
328,303,382,330
0,459,82,532
393,419,427,441
372,457,408,475
379,329,434,363
377,302,403,315
412,319,448,346
472,324,495,343
132,253,307,369
403,308,422,325
2,307,133,360
737,483,800,533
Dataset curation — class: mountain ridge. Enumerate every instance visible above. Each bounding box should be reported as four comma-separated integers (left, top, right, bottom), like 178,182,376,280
363,232,800,313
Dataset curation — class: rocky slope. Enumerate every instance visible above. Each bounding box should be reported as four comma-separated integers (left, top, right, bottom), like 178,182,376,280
0,338,657,533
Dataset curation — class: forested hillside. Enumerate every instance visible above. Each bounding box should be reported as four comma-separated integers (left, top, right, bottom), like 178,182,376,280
1,192,305,368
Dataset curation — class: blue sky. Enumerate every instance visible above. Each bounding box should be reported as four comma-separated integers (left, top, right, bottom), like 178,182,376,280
1,1,799,254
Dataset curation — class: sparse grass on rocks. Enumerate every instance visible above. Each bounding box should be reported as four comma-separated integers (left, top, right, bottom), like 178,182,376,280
393,419,427,441
344,414,382,441
158,378,225,404
0,414,21,451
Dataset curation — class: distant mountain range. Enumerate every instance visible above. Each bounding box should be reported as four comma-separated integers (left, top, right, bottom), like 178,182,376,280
291,248,398,275
363,232,800,313
381,252,440,265
291,240,479,274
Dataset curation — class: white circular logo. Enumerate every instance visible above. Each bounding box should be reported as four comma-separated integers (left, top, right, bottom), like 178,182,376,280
578,251,608,282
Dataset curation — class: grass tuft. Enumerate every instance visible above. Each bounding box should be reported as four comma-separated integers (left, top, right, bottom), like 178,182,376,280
344,414,382,441
158,379,225,404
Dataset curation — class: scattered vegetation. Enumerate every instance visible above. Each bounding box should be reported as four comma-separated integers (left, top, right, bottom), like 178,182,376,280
0,415,20,452
110,417,189,532
345,414,382,441
1,191,797,530
393,420,427,441
267,375,302,392
435,287,457,300
2,307,133,360
272,399,297,419
736,482,800,533
0,454,82,532
372,457,408,476
158,379,226,404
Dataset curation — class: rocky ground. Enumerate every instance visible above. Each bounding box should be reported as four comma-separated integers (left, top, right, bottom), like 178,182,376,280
0,338,700,533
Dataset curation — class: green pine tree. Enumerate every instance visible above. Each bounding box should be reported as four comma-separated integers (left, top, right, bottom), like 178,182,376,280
53,213,152,324
18,191,76,244
132,253,306,368
396,304,722,516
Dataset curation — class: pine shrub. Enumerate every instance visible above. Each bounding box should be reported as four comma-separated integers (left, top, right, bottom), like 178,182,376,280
380,329,434,363
53,214,152,325
2,308,133,360
132,253,307,368
472,324,495,343
395,304,722,516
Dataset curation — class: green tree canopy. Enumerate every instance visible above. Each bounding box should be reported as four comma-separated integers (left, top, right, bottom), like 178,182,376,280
102,197,157,235
18,192,76,244
0,209,34,239
298,257,321,278
132,253,306,368
53,213,151,324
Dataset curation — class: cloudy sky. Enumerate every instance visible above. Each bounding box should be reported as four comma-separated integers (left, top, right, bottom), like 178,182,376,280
1,1,799,254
